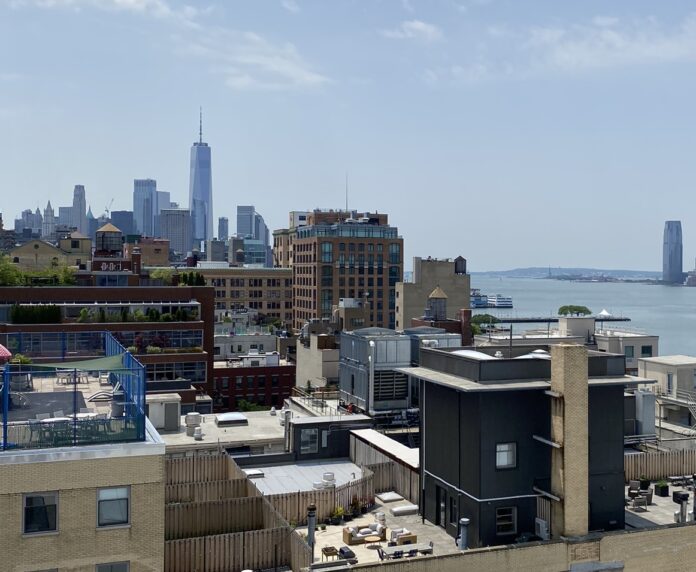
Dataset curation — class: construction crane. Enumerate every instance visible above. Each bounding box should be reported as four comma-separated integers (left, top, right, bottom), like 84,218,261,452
104,198,114,217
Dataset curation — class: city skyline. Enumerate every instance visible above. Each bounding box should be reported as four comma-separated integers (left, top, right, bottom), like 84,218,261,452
4,1,696,270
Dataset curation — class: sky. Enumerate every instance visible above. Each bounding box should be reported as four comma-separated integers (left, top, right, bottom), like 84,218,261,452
2,0,696,271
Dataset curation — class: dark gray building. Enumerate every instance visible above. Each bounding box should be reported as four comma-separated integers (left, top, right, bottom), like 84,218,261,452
400,345,652,548
663,220,683,284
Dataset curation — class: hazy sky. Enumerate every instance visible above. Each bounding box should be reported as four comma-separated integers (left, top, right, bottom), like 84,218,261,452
2,0,696,271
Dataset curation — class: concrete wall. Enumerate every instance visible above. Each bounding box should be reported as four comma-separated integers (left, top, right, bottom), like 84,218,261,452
295,335,339,388
396,258,470,331
0,452,164,571
351,522,696,572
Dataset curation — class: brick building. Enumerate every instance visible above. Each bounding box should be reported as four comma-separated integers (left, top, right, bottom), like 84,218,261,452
212,352,296,411
278,209,403,331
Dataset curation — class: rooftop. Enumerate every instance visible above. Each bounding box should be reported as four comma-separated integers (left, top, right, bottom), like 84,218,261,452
639,355,696,367
398,366,654,393
159,409,290,453
247,459,363,495
351,428,419,469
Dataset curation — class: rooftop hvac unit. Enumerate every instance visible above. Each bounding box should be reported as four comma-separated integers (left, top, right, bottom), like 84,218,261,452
534,518,549,540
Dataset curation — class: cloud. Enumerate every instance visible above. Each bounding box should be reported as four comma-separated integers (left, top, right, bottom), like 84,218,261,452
178,30,328,91
280,0,299,14
439,13,696,85
381,19,443,42
8,0,328,90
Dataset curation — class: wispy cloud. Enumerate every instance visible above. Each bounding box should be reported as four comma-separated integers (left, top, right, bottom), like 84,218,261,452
8,0,328,90
280,0,299,14
433,14,696,85
180,29,329,91
381,19,443,42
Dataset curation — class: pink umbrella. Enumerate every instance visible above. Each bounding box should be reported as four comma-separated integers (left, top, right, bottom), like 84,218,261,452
0,344,12,363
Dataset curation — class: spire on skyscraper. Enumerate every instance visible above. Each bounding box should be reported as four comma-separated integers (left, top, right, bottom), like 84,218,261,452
199,106,203,144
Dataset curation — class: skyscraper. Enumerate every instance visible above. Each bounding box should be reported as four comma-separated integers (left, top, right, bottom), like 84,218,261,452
218,217,229,241
42,201,55,239
189,109,213,248
663,220,683,284
160,208,192,257
71,185,87,235
133,179,156,236
237,205,272,266
110,210,134,236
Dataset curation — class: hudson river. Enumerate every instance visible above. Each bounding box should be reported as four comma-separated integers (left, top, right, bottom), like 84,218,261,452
471,276,696,356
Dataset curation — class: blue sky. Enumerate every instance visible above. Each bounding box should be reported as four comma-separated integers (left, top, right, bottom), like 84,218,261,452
2,0,696,271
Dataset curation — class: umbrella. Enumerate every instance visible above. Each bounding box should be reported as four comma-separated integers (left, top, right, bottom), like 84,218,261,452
0,344,11,362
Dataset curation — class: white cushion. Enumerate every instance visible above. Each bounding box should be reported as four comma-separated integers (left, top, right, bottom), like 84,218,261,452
375,524,384,533
348,527,357,535
359,528,372,535
376,491,404,503
390,504,419,517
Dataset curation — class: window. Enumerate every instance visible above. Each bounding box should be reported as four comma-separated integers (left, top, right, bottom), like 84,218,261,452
97,487,129,527
24,492,57,534
495,507,517,535
300,428,318,454
96,564,129,572
641,345,653,358
625,346,635,359
667,373,674,394
496,443,516,469
449,495,457,526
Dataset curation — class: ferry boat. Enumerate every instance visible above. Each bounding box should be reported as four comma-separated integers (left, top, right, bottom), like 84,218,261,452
487,294,513,308
470,289,489,308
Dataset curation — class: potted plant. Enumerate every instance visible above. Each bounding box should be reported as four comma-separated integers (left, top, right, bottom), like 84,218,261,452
351,496,361,518
639,475,651,490
330,506,344,525
655,480,670,497
320,523,326,531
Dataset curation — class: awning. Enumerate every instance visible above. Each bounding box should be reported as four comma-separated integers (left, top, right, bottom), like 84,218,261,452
15,354,133,373
0,344,11,360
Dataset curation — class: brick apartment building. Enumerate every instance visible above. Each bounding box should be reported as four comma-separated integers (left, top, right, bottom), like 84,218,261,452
274,209,403,331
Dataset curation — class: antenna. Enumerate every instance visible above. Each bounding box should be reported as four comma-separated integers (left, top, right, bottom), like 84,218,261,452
345,172,348,213
199,106,203,144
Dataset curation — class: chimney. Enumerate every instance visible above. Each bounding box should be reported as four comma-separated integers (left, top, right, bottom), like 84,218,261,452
549,344,589,538
458,308,472,345
131,247,142,276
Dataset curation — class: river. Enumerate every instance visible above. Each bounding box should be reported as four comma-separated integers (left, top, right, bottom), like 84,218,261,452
470,276,696,356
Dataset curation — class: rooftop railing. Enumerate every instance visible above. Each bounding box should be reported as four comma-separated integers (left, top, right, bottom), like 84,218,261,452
1,332,146,451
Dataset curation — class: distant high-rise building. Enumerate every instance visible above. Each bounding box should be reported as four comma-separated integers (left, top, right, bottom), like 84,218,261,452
133,178,157,236
15,209,42,235
159,208,192,256
218,217,229,241
236,206,271,266
42,201,55,239
189,109,213,248
663,220,683,284
58,206,73,228
237,206,255,238
110,210,134,236
155,190,171,236
71,185,88,235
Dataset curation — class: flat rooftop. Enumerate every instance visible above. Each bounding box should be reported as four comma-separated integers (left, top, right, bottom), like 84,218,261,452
624,481,695,529
351,428,419,469
398,366,655,393
247,459,363,495
640,355,696,367
159,410,291,453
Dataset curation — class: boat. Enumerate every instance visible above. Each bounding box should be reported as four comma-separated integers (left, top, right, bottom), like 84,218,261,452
470,289,489,308
486,294,513,308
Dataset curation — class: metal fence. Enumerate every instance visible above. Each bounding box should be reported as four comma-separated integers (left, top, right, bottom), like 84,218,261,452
1,331,146,450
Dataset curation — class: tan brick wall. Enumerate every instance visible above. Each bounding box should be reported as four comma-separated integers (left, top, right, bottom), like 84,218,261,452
550,344,589,538
351,522,696,572
0,453,164,572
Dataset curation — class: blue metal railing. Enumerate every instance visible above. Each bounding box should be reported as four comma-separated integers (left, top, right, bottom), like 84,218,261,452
1,331,147,451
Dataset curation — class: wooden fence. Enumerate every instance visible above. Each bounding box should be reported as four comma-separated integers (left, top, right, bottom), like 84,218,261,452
350,434,420,504
166,455,233,485
165,528,291,572
165,478,253,503
267,467,375,525
625,449,696,481
163,453,313,571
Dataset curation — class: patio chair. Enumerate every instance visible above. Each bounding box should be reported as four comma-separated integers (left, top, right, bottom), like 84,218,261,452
35,413,50,421
27,419,42,444
377,548,386,562
628,480,641,497
53,410,64,418
407,549,418,558
392,551,403,559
